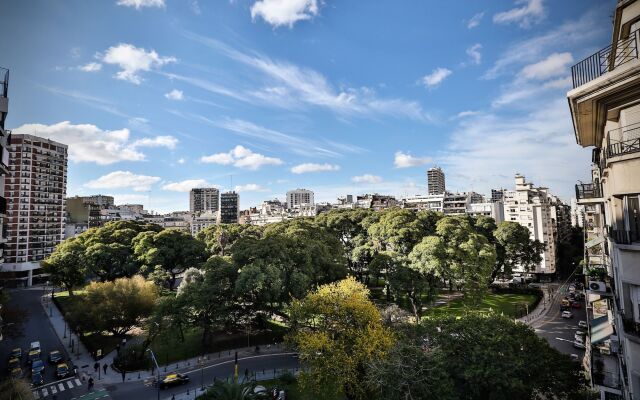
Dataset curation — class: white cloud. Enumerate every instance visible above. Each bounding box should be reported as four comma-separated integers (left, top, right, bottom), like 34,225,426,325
466,44,482,65
235,183,268,192
164,89,184,100
201,145,283,170
251,0,319,28
85,171,161,192
493,0,545,28
456,110,481,118
352,174,382,184
181,31,433,121
116,0,165,9
190,0,201,14
101,43,176,84
162,179,212,192
519,52,573,81
112,193,149,205
543,76,572,89
177,157,186,164
291,163,340,174
467,12,484,29
421,68,452,88
79,62,102,72
131,135,178,149
394,151,432,168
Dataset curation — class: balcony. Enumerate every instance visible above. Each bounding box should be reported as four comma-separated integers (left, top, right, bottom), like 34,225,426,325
572,29,639,89
576,182,603,202
607,123,640,158
610,229,640,245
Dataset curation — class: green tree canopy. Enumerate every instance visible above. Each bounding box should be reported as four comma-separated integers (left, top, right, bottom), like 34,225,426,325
493,221,544,279
41,238,86,295
196,224,263,257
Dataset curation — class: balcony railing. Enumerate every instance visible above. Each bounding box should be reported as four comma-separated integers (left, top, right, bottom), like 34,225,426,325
608,122,640,158
571,29,640,89
610,229,640,244
576,182,603,200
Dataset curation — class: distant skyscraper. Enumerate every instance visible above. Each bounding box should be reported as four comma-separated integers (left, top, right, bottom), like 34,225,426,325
2,134,67,286
427,167,445,195
190,187,219,213
219,191,239,224
286,189,314,209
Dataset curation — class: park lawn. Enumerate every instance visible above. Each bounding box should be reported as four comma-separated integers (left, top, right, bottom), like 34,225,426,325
425,293,538,318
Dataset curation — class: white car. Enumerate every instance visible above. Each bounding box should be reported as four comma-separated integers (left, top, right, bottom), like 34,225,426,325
578,320,587,329
562,311,573,319
573,340,586,349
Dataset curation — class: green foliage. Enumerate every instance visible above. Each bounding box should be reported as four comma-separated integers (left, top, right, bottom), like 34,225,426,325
289,278,394,400
42,238,86,294
196,224,263,257
493,221,544,278
198,380,268,400
133,229,207,289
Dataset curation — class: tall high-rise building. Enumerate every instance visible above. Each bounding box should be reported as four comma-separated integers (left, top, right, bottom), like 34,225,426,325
0,68,11,267
189,187,219,213
502,175,559,276
568,1,640,397
286,189,314,209
491,188,507,203
2,134,67,286
219,191,239,224
427,167,445,195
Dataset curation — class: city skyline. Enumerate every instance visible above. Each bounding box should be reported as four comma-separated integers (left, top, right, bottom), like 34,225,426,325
1,0,613,212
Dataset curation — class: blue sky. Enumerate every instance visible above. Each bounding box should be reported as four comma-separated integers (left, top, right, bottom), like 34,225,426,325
0,0,613,212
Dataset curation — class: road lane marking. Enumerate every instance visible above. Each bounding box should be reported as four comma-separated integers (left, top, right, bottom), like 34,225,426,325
51,385,57,394
75,378,82,386
32,390,40,399
42,388,48,397
67,380,74,388
59,382,66,391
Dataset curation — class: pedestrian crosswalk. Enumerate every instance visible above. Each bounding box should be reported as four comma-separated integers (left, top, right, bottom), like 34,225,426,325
32,378,83,398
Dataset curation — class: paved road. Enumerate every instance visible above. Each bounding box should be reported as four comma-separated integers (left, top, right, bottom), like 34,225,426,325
108,353,300,400
0,288,92,399
532,283,587,357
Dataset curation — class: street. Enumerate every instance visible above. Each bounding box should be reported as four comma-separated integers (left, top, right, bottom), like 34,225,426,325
532,283,587,357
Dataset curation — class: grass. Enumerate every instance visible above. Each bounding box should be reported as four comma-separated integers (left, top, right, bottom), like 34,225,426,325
425,292,538,318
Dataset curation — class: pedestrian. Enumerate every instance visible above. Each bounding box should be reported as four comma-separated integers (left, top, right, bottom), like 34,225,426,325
94,362,99,373
121,370,126,382
103,363,108,375
88,377,94,391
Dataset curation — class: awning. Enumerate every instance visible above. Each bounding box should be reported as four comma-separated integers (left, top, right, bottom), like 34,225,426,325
591,315,614,345
586,236,606,248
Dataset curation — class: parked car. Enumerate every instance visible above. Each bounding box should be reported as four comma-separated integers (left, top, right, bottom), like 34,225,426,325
578,320,588,329
562,311,573,319
56,363,71,379
573,340,586,349
570,354,580,362
31,359,45,375
159,373,190,389
561,298,571,307
27,350,40,365
10,348,22,360
574,333,585,343
571,302,582,309
10,367,23,379
31,372,44,387
30,341,41,352
8,357,20,372
48,350,63,364
560,305,570,311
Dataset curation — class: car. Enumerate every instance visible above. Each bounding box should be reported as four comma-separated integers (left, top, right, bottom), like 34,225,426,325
573,340,586,349
10,348,22,359
31,359,45,375
159,373,190,389
48,350,63,364
571,302,582,309
28,349,41,364
578,320,588,329
8,357,20,371
56,363,71,379
30,341,41,352
574,334,585,343
31,372,44,387
570,354,580,362
10,367,23,379
561,298,571,307
560,305,570,311
562,311,573,319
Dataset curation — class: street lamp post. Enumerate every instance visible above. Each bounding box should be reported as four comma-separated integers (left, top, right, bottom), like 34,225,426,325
147,348,161,400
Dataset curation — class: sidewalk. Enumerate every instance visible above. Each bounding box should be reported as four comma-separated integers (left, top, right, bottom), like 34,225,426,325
516,284,555,325
41,291,292,387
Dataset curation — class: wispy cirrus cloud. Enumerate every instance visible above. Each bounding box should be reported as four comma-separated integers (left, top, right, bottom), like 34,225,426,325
116,0,165,9
467,12,484,29
352,174,382,184
162,179,213,192
164,89,184,100
235,183,269,192
493,0,545,28
420,68,452,88
86,171,161,192
466,44,482,65
291,163,340,174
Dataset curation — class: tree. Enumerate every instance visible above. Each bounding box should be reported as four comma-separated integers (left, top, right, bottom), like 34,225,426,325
196,224,263,257
435,216,496,306
81,275,158,336
199,380,268,400
289,278,394,400
133,229,206,290
414,313,589,400
493,221,544,280
41,238,86,295
0,377,33,400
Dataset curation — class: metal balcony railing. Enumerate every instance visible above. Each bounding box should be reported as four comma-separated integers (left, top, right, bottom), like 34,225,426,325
575,182,603,200
608,122,640,158
572,29,640,89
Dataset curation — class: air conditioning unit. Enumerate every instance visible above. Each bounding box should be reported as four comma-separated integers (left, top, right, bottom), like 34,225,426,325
588,281,606,292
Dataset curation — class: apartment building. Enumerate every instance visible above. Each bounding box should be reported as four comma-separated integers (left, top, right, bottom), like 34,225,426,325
190,212,217,236
0,68,11,267
503,175,558,276
286,189,314,210
427,167,445,195
65,196,104,238
403,192,504,223
1,134,67,286
189,187,219,213
571,197,586,228
220,191,239,224
568,1,640,397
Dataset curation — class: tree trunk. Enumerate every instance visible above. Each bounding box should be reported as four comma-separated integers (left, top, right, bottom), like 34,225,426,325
67,286,74,296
